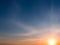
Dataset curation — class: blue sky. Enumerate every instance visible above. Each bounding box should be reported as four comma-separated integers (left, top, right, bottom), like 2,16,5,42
0,0,60,45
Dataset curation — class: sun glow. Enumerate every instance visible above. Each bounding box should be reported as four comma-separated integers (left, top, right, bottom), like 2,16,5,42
48,39,56,45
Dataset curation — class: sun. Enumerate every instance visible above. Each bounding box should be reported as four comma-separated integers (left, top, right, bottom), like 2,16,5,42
48,39,56,45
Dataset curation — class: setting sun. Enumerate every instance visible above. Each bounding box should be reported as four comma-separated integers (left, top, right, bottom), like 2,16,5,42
48,39,56,45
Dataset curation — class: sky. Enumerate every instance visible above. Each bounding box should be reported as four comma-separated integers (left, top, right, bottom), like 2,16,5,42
0,0,60,45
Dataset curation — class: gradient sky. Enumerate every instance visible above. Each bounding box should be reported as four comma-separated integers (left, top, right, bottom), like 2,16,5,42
0,0,60,45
